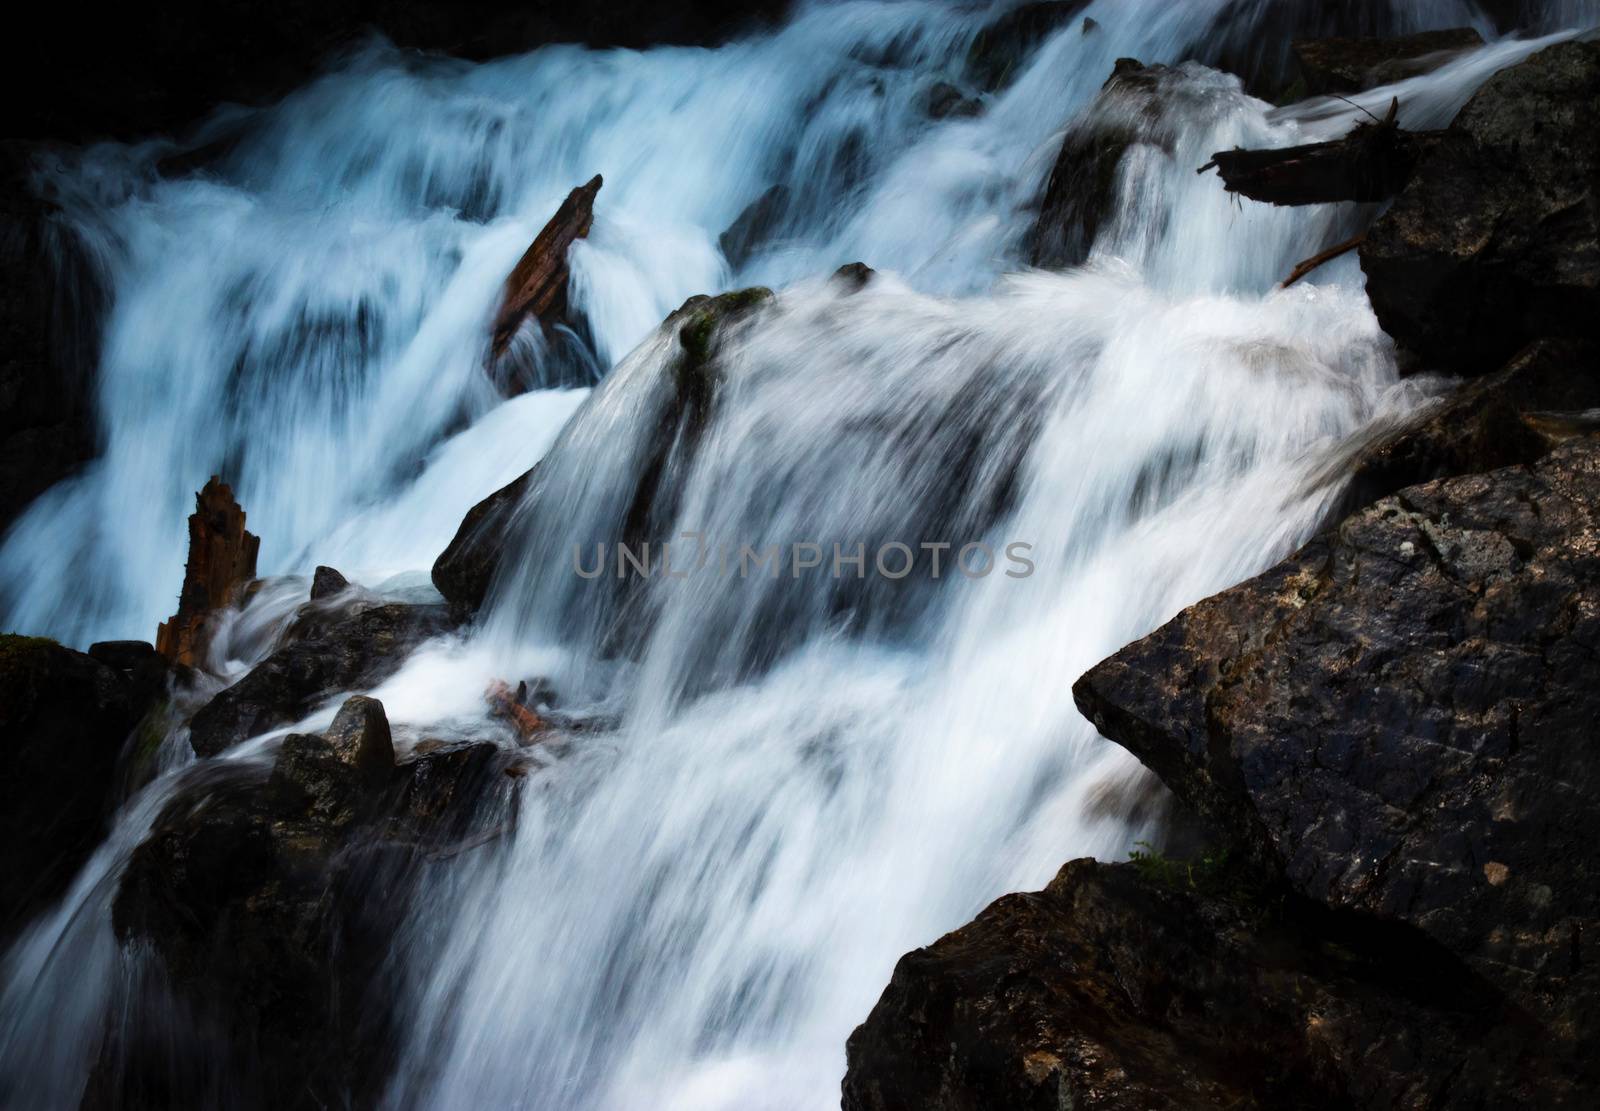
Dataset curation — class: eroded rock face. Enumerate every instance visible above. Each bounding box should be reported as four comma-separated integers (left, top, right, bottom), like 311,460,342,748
845,859,1565,1110
1291,28,1483,96
155,476,261,668
0,634,164,939
1073,439,1600,1077
1360,40,1600,375
101,697,508,1110
187,602,456,757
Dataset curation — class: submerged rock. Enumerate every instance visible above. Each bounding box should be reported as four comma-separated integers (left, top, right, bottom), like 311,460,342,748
1074,438,1600,1081
965,1,1090,93
922,81,981,120
846,858,1566,1110
1291,28,1483,96
186,602,456,757
719,184,789,269
102,697,509,1110
432,287,776,616
1361,40,1600,375
0,634,163,939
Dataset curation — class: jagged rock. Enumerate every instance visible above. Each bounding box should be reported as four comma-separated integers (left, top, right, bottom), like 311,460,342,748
309,565,349,600
845,858,1567,1110
0,634,162,939
102,697,507,1110
1292,28,1483,96
187,602,456,757
965,1,1090,93
922,81,981,120
1360,40,1600,376
155,476,261,668
489,174,602,361
718,184,789,269
1343,338,1600,511
432,287,776,614
1073,439,1600,1081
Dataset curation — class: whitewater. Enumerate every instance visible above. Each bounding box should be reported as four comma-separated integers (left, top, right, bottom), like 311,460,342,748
4,1,1597,1107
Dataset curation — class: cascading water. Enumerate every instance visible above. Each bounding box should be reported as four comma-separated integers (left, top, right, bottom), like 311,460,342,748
4,1,1597,1107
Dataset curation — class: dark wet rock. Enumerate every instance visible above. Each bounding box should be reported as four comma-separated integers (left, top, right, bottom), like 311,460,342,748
187,602,456,757
922,81,981,120
1361,40,1600,376
0,150,102,540
1292,28,1483,96
718,184,789,269
1031,60,1203,269
965,1,1091,93
831,261,875,291
430,469,536,614
432,287,776,616
845,858,1568,1110
1195,0,1429,102
1073,439,1600,1080
1343,338,1600,511
309,565,349,601
0,633,162,939
102,697,509,1110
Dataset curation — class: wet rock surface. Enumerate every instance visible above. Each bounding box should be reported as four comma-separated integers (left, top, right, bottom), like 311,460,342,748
432,287,776,617
100,697,510,1110
186,602,457,757
1291,28,1484,96
1360,40,1600,375
0,634,163,940
965,1,1091,93
1073,439,1600,1085
1344,338,1600,511
845,858,1566,1110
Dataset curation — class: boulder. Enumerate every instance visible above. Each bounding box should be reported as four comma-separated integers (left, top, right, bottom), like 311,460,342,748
0,633,163,939
1292,28,1483,96
922,81,981,121
1343,337,1600,511
101,697,507,1110
845,858,1566,1110
489,174,602,363
432,287,775,614
965,1,1091,93
1360,40,1600,376
155,476,261,668
186,602,456,757
1073,438,1600,1077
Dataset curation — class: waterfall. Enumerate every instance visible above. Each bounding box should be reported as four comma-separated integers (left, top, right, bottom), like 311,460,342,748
4,1,1596,1107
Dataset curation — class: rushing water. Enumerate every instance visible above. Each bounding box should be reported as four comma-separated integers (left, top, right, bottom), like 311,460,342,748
3,1,1597,1107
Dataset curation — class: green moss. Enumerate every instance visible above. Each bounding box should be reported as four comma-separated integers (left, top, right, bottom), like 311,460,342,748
0,634,59,721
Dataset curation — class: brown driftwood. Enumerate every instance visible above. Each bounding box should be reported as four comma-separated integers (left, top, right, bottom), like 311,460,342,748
485,679,546,742
1280,231,1368,287
489,174,603,360
155,476,260,667
1200,99,1442,206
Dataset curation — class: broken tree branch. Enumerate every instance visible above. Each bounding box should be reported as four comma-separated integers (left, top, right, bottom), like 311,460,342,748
1199,99,1442,206
1280,231,1368,287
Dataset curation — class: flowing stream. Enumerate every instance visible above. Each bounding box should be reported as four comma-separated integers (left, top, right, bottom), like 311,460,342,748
3,1,1597,1107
